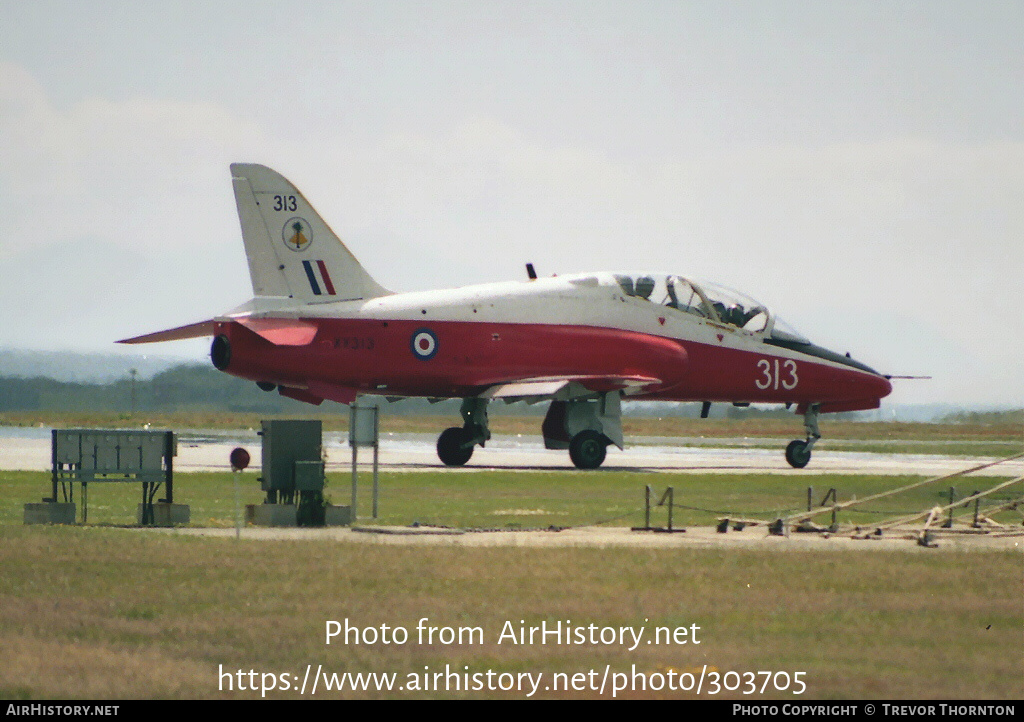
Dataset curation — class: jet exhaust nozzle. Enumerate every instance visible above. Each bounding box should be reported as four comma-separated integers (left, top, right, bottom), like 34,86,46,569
211,334,231,370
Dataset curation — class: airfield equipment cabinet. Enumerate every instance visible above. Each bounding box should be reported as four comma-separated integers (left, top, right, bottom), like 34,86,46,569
43,429,186,525
258,420,327,525
259,420,323,498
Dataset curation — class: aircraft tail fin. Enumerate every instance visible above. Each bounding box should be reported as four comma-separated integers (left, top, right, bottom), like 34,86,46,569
230,163,390,302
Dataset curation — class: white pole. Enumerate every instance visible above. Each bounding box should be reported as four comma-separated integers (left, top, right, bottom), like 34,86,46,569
233,469,241,539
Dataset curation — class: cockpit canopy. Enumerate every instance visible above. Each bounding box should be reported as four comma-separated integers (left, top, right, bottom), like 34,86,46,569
611,273,808,342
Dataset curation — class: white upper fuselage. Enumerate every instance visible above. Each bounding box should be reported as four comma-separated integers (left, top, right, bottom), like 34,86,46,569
226,271,843,373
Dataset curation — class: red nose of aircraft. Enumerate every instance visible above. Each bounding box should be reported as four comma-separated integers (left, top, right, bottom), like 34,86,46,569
827,353,893,410
834,349,893,401
863,369,894,402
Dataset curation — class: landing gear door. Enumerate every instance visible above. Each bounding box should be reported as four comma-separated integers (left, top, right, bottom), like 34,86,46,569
561,391,624,450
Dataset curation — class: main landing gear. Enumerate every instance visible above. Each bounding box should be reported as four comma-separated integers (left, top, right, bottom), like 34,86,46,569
568,429,608,469
436,398,491,467
541,392,624,470
434,391,625,470
785,403,821,469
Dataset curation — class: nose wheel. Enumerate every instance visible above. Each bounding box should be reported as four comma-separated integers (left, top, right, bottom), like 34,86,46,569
785,403,821,469
436,397,491,467
785,439,812,468
437,426,475,466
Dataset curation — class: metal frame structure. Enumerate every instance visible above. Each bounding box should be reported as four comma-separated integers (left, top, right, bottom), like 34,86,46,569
50,429,176,524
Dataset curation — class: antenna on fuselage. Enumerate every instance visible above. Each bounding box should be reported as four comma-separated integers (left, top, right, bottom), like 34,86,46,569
526,263,537,280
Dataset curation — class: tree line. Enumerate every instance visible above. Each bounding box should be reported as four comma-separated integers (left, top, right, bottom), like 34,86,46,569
0,365,313,415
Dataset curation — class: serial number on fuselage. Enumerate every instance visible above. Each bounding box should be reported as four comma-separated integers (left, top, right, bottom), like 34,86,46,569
324,337,376,351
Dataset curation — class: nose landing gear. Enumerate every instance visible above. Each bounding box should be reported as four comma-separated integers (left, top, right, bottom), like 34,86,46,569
436,398,491,467
785,403,821,469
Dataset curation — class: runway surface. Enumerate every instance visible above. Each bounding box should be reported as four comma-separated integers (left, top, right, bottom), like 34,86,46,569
3,426,1022,477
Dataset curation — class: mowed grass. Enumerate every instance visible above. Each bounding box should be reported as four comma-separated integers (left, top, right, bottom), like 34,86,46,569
0,525,1020,700
1,469,1022,699
5,469,1023,530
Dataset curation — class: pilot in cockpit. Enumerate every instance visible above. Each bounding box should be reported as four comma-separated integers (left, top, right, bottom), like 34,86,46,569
634,276,655,300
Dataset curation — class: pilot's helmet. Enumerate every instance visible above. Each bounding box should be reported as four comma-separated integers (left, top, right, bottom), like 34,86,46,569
634,276,655,299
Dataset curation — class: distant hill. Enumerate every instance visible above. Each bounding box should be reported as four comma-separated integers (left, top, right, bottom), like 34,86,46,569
0,348,185,383
942,408,1024,425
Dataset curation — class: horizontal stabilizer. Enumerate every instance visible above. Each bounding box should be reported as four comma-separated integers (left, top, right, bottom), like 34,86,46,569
237,317,318,346
117,320,215,345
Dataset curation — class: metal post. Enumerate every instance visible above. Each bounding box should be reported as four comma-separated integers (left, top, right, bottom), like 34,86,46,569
645,484,651,529
372,442,379,519
351,442,358,522
233,469,241,539
229,447,251,538
51,432,58,502
165,431,174,504
350,405,380,523
141,482,149,525
807,486,813,512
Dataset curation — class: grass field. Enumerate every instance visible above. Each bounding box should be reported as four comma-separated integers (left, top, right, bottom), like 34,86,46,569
1,467,1022,700
5,469,1023,530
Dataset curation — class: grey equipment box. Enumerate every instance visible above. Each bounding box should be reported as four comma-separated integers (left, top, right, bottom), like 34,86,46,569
259,420,323,498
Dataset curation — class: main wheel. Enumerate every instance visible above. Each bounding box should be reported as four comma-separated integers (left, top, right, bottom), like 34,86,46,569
569,430,607,469
785,439,811,469
437,427,474,466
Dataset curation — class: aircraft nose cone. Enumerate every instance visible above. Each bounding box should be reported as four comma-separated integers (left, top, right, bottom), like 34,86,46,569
828,350,892,400
873,372,894,400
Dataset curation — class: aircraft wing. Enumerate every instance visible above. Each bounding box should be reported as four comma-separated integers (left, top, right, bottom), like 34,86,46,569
117,320,216,345
482,375,661,403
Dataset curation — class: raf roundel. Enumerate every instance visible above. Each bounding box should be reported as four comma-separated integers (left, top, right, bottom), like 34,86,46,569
410,328,439,360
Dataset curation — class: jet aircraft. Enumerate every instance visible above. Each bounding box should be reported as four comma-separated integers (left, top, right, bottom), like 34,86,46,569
120,164,893,469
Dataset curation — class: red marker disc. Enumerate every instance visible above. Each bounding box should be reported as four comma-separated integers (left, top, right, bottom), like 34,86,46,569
230,447,251,471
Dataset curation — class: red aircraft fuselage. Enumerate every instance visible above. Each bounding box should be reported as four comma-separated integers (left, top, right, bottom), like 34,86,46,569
209,272,891,415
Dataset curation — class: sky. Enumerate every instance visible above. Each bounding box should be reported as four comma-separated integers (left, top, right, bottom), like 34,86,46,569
0,1,1021,408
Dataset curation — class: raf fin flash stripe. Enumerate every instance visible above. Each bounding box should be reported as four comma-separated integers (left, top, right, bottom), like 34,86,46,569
301,260,337,296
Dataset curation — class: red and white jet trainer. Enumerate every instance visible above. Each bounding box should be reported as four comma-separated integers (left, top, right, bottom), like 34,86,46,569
120,163,893,469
